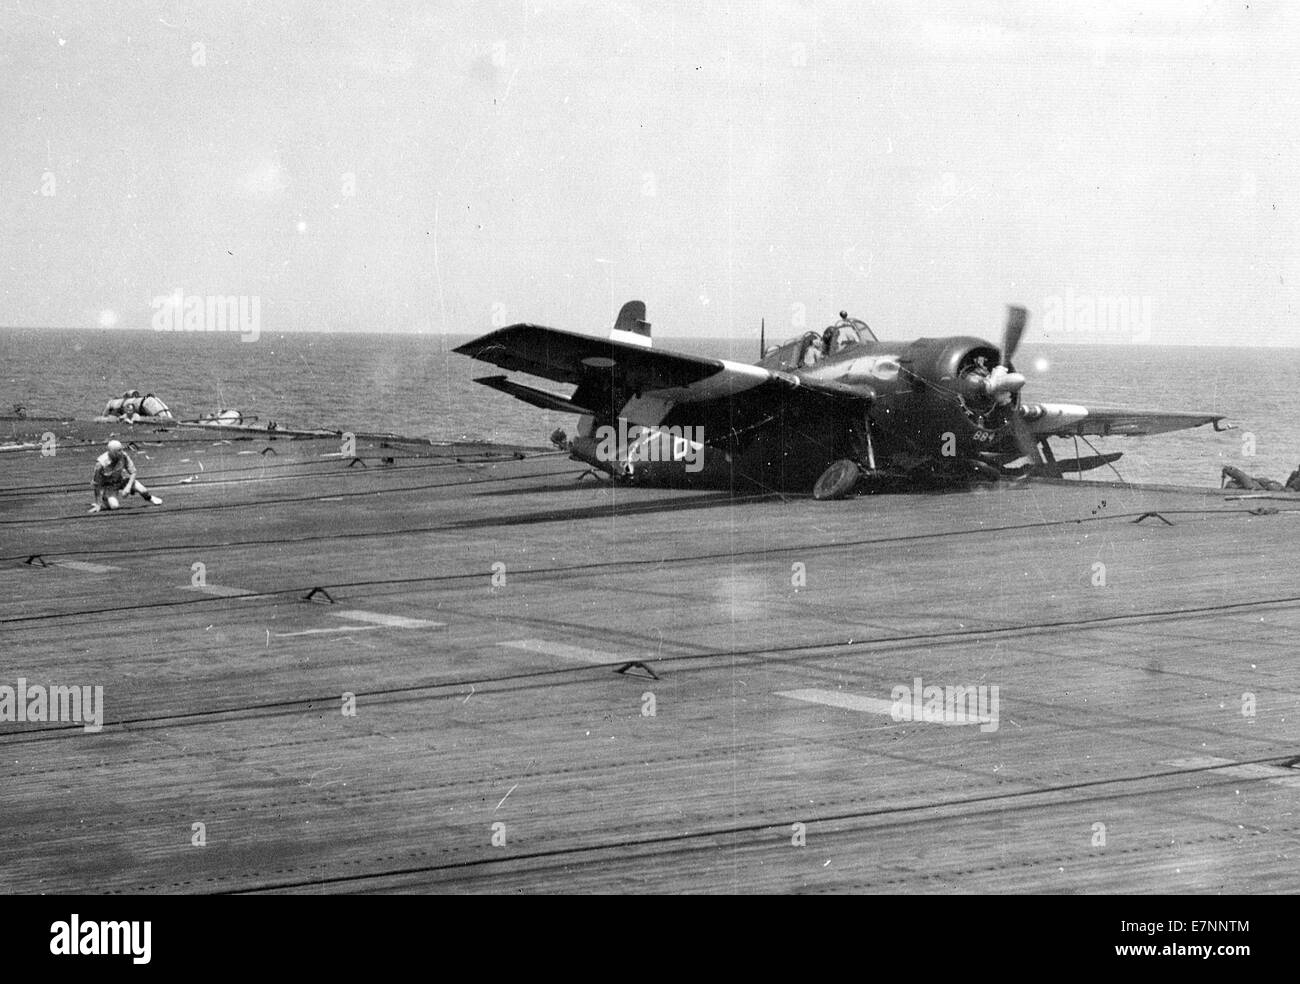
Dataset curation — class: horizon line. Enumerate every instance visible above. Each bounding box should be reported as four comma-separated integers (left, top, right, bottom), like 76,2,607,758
3,324,1298,349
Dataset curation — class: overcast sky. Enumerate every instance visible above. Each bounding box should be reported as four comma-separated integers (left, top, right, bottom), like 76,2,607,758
2,0,1296,345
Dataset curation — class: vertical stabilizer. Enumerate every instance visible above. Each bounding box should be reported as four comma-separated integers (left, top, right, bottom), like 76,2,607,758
610,300,652,348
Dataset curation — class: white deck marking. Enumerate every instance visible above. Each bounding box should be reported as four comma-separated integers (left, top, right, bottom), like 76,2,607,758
275,626,381,638
55,560,122,574
1163,756,1300,789
776,688,993,726
499,639,616,665
181,584,256,597
777,689,898,716
331,610,444,629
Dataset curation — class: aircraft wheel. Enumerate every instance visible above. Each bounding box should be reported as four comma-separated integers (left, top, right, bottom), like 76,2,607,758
813,459,862,500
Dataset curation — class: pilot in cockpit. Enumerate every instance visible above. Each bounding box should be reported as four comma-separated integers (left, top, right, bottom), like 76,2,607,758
823,323,859,355
801,332,826,367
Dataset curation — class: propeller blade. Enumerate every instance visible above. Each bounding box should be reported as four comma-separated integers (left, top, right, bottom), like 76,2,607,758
1010,405,1045,468
1001,305,1028,367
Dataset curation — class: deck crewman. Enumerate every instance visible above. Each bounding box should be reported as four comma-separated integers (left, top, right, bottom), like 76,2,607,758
90,439,163,512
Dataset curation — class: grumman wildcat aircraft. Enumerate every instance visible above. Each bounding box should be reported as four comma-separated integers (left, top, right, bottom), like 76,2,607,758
455,300,1229,498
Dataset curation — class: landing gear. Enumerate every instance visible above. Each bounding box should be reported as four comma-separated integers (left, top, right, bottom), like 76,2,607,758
1036,438,1063,479
814,412,880,500
813,459,862,500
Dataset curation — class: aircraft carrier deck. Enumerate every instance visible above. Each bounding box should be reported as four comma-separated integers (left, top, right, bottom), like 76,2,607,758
2,416,1297,894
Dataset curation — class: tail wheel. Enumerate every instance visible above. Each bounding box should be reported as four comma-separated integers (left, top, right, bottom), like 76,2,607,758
813,459,862,500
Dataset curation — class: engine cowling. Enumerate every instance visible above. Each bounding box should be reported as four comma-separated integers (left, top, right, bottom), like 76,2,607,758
871,337,1022,458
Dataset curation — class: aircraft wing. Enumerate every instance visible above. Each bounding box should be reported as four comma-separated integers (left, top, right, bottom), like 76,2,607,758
1023,403,1228,438
456,324,729,391
455,324,870,411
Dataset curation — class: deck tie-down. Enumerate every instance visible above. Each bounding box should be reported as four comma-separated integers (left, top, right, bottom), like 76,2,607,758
616,661,659,680
303,586,337,604
1132,512,1174,526
24,554,49,567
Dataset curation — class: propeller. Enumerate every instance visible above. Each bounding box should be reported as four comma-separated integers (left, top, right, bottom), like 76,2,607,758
998,305,1044,469
1008,397,1044,469
1001,304,1027,368
981,305,1029,403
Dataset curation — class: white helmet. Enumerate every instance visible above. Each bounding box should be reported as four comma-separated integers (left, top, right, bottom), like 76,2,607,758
106,439,123,455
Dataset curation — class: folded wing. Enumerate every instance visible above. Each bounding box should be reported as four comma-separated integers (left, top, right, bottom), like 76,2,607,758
455,324,872,442
454,324,725,392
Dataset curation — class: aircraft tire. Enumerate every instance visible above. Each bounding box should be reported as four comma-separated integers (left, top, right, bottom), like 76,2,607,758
813,459,862,500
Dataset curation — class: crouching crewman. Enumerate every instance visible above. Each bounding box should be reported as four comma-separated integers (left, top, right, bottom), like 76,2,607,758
90,439,163,512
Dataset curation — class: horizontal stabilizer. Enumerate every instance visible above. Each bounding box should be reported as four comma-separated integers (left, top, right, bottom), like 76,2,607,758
474,376,595,415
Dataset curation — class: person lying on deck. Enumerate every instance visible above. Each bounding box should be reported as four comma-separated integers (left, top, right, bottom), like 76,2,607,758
1221,465,1299,492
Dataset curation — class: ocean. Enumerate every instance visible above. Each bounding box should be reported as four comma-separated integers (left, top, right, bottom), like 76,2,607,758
3,326,1297,489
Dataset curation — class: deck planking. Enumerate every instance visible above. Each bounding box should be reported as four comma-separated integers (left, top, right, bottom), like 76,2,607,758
1,418,1298,894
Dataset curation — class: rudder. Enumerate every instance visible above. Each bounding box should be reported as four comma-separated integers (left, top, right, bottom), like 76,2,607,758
610,300,652,348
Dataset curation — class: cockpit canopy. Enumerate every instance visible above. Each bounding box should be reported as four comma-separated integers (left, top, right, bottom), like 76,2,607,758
825,321,862,354
763,312,875,371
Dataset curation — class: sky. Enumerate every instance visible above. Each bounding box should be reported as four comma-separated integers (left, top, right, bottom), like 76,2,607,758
2,0,1297,345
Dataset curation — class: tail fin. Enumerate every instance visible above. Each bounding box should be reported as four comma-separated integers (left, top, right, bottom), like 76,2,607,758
575,300,651,438
609,300,652,348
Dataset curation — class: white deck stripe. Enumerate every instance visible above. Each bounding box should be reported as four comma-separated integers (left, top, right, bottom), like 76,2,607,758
499,639,616,664
55,560,122,574
777,689,898,716
275,626,381,638
777,688,994,726
181,584,255,597
331,610,444,629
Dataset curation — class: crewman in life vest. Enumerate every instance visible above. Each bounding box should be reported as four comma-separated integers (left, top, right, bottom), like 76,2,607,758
90,439,163,512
